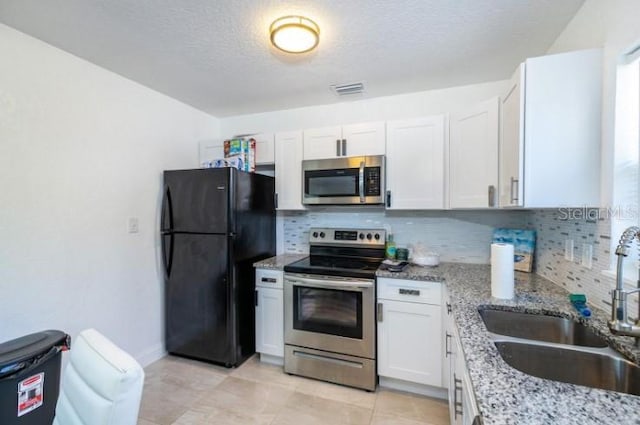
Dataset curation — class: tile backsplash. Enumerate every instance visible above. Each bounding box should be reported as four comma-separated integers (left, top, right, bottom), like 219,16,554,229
281,208,529,263
279,207,637,317
527,208,637,317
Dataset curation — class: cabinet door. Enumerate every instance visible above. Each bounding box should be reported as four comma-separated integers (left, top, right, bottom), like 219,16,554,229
448,328,459,425
451,335,464,425
442,293,452,390
303,126,343,160
255,287,284,357
462,369,480,425
499,64,525,207
342,121,386,157
254,133,275,165
450,98,499,208
275,131,305,210
386,116,446,209
377,299,442,386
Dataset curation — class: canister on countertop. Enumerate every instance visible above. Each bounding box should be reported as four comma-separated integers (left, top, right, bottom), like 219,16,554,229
385,234,397,260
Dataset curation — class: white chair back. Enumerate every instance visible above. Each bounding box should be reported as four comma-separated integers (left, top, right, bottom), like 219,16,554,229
53,329,144,425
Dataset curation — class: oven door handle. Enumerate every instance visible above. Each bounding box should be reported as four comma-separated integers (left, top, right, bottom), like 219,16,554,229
285,276,373,290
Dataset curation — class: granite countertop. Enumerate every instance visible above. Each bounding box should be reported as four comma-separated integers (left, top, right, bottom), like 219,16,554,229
253,254,307,270
379,263,640,425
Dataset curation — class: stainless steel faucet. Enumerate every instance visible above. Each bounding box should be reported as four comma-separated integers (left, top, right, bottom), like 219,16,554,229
609,226,640,346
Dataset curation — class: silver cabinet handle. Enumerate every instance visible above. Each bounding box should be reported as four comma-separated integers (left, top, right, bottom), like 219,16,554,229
488,185,496,207
446,302,452,314
454,375,463,418
377,302,383,322
399,288,420,296
359,161,365,203
342,139,347,156
336,139,340,156
445,332,452,357
510,177,519,204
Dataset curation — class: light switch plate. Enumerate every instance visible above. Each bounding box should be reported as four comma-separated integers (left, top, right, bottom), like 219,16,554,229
581,244,593,269
564,239,574,261
128,217,139,233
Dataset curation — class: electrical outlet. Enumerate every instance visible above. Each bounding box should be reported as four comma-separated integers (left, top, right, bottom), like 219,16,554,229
128,217,139,234
581,244,593,269
564,239,574,261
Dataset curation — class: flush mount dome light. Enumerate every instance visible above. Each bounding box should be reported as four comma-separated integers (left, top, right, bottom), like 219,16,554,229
270,16,319,53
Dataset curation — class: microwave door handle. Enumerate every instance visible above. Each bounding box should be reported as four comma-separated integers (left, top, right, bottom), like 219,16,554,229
359,161,365,203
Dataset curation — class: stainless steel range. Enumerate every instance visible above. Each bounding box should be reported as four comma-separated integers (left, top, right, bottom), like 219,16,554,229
283,227,386,391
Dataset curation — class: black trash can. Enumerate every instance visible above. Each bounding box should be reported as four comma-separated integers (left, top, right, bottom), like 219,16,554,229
0,330,70,425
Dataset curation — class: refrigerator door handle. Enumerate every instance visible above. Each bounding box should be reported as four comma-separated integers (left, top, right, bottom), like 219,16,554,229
160,185,174,233
161,233,174,278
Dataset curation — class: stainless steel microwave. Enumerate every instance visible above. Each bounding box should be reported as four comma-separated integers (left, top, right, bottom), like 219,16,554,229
302,155,385,205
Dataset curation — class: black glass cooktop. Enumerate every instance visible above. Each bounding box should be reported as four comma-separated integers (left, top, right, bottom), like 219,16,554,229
284,255,383,279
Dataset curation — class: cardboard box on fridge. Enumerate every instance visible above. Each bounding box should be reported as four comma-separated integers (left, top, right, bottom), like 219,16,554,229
223,138,255,172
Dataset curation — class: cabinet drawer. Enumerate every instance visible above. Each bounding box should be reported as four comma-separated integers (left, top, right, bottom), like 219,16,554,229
256,268,283,289
377,278,441,305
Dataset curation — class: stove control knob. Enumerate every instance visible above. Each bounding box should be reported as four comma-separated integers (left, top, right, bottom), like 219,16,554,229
374,233,381,240
366,233,372,240
319,232,325,238
359,233,365,240
312,231,319,238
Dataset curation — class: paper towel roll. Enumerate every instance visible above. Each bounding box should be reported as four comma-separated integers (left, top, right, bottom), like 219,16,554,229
491,243,515,299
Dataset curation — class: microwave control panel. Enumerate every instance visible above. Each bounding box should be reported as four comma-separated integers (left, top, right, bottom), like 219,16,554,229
364,167,381,196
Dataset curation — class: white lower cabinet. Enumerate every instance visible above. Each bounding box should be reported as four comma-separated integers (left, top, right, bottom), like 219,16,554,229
444,289,480,425
255,269,284,364
377,278,444,394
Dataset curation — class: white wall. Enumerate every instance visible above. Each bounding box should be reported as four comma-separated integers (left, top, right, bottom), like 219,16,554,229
0,24,219,365
220,80,508,136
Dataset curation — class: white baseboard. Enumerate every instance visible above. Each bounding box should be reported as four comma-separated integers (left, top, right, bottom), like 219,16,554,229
259,353,284,366
379,376,448,400
135,343,166,368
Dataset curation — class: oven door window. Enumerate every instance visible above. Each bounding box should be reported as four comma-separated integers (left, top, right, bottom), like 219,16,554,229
305,169,359,197
293,286,363,339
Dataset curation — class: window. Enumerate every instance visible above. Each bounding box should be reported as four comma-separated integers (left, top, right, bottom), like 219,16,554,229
610,46,640,286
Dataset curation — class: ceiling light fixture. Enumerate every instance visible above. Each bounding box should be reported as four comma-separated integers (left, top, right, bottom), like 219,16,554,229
270,15,319,54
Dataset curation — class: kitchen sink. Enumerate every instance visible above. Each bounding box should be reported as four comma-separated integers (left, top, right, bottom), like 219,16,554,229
478,308,608,348
494,341,640,396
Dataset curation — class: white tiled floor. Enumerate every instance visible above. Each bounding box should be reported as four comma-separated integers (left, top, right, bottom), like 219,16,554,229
139,355,450,425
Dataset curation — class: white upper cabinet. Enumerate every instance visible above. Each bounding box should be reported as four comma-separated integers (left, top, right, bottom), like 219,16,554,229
499,65,526,207
500,48,602,208
302,126,342,160
275,131,305,210
449,97,500,209
341,122,386,157
253,133,275,165
386,115,446,209
303,122,385,160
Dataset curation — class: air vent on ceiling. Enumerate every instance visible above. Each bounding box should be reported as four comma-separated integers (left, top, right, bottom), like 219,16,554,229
330,82,365,96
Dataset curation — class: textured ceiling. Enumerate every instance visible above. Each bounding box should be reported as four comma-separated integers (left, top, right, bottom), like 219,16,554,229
0,0,584,117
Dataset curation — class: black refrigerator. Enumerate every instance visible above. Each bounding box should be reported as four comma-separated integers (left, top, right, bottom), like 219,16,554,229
160,167,275,367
